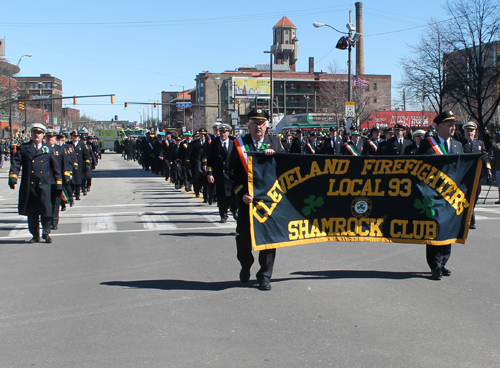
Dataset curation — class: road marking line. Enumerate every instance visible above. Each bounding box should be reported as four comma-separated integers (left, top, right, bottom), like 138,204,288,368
81,215,117,233
140,213,177,230
9,219,30,237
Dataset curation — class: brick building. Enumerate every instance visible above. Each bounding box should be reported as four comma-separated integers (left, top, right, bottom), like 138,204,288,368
16,74,63,126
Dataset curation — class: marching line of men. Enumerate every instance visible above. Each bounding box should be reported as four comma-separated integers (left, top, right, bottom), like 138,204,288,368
132,123,237,220
127,110,493,290
8,124,100,243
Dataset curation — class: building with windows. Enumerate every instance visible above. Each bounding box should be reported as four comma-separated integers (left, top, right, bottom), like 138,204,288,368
190,15,391,133
16,74,63,126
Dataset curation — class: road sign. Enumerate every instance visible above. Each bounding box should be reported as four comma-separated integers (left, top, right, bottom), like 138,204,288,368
231,112,238,119
345,101,356,118
176,102,192,108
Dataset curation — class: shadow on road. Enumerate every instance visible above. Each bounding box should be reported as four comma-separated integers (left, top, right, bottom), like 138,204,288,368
101,270,429,291
291,269,428,280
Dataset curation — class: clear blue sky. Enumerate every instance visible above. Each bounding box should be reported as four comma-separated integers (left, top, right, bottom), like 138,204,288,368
3,0,450,123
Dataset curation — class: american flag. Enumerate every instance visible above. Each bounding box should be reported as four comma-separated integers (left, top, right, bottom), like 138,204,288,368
352,75,370,89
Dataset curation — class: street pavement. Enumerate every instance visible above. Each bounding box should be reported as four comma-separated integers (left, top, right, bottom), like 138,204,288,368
0,153,499,368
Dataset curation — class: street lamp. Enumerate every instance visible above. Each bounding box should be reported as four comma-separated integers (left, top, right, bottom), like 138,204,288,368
264,49,274,127
16,54,32,67
313,17,361,103
171,83,186,132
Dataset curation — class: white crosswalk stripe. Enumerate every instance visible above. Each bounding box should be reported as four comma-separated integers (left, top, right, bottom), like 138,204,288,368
81,214,117,234
140,213,177,230
8,219,30,237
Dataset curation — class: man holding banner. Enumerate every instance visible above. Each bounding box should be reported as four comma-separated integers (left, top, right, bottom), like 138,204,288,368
230,109,285,291
416,111,463,280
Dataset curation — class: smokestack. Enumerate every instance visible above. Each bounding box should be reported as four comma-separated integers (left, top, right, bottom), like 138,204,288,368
309,57,314,74
355,2,365,76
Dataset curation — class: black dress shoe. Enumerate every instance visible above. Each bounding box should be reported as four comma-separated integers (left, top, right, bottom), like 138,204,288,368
469,224,476,229
61,206,66,211
239,268,251,283
42,235,52,244
220,217,228,223
232,210,238,221
75,196,81,200
441,267,451,276
258,281,272,291
430,268,442,280
28,237,40,244
51,225,58,230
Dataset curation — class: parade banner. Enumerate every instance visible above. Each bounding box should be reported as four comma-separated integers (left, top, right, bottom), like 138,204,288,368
248,153,482,251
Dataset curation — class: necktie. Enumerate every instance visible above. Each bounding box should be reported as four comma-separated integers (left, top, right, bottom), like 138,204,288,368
223,141,227,152
256,141,262,150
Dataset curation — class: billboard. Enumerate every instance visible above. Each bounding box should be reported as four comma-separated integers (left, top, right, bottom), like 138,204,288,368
233,77,270,99
362,111,437,129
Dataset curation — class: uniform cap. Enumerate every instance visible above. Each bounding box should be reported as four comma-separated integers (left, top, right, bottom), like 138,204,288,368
463,121,477,130
212,122,221,128
198,128,208,134
351,130,361,136
247,108,269,121
413,129,426,137
218,123,231,132
30,123,47,133
433,111,457,125
394,123,406,130
44,129,58,137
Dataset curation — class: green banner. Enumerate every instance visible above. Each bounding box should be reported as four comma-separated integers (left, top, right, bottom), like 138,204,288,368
248,153,482,251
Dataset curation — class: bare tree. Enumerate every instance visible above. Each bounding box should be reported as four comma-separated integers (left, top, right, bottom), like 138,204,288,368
443,0,500,137
400,21,454,114
318,62,376,129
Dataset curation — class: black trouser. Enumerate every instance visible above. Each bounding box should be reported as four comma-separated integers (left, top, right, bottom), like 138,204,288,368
28,215,51,238
51,186,62,226
218,194,237,219
236,201,276,282
426,244,452,270
73,184,82,199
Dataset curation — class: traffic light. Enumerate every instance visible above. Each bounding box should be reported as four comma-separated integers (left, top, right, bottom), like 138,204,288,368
237,99,241,109
153,102,157,109
18,101,25,110
73,96,77,105
124,102,128,110
111,95,115,104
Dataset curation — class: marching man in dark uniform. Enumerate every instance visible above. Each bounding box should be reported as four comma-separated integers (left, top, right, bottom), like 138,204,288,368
8,123,62,243
290,129,307,153
207,124,237,223
70,131,90,200
378,123,411,155
321,127,343,155
416,111,463,280
461,121,492,229
362,127,381,155
403,129,426,155
229,109,285,291
343,130,363,155
45,129,72,230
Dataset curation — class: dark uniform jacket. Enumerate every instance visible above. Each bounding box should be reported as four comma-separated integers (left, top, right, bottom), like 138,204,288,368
9,141,62,217
343,139,364,155
71,141,90,185
290,136,307,154
229,134,285,201
416,136,463,155
362,139,380,155
378,136,412,155
463,138,490,177
207,136,235,197
321,136,343,155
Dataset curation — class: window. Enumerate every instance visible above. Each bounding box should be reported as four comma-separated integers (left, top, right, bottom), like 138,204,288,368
284,54,289,60
296,84,300,89
277,30,281,35
374,83,377,90
30,82,35,89
291,83,295,89
285,31,289,34
285,40,289,44
374,97,378,103
47,82,52,89
307,83,311,89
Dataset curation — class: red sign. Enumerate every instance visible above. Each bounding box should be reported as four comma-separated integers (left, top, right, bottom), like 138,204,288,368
362,111,437,130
